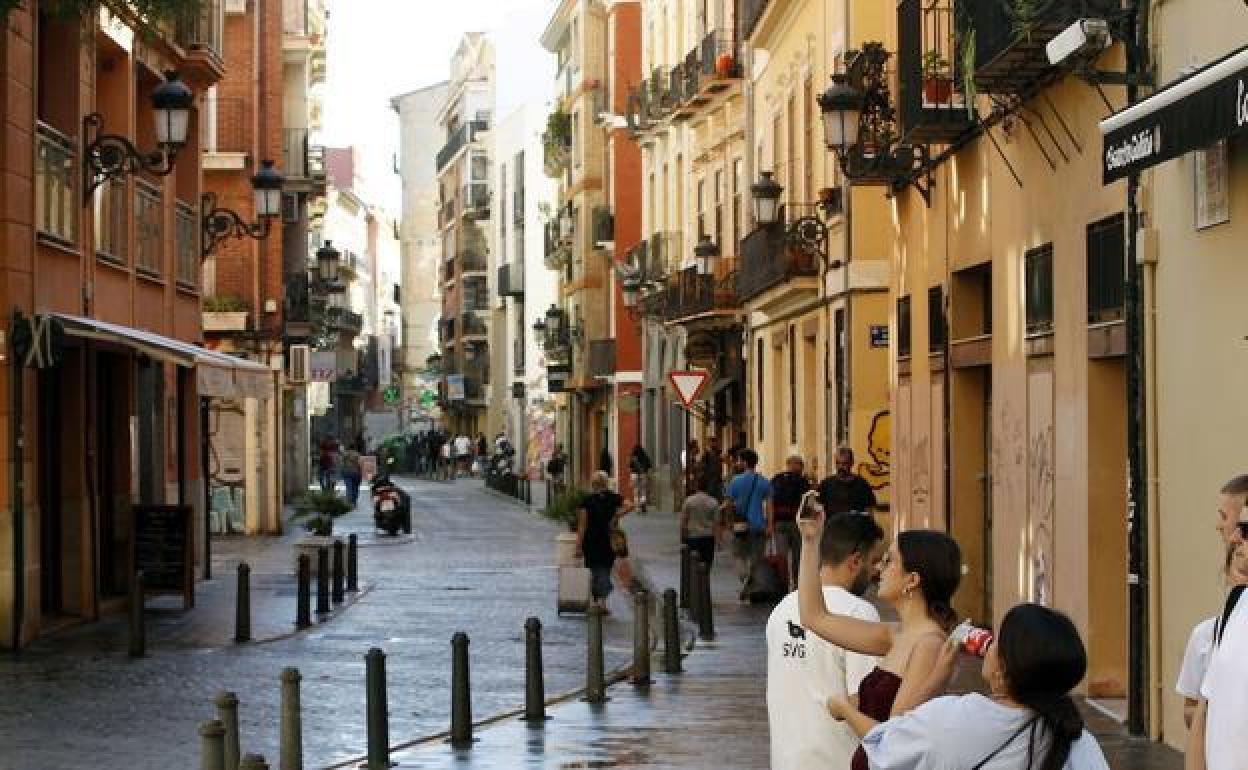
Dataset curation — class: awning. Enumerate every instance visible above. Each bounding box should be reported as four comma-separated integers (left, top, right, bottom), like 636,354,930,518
53,313,274,399
1100,44,1248,183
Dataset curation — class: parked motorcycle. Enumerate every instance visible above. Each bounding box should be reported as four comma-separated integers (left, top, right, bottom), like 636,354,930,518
371,457,411,535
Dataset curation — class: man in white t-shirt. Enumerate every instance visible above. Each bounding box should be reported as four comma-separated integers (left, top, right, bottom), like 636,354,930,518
767,511,887,770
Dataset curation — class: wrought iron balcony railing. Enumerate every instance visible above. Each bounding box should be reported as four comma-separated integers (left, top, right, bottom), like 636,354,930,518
737,212,821,302
664,258,740,322
897,0,976,144
498,262,524,298
436,119,489,173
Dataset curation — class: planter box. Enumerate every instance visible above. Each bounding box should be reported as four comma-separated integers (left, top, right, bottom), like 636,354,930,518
203,311,249,332
295,534,341,576
555,533,579,567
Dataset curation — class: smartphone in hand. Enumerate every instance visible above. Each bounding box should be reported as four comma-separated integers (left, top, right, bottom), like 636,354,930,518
796,489,821,521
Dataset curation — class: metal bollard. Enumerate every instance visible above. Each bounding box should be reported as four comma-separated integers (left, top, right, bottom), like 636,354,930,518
450,632,473,748
632,591,652,687
239,755,269,770
315,547,330,615
521,617,549,723
235,562,251,643
129,570,146,658
331,539,345,604
215,692,241,770
696,560,715,641
662,589,682,674
280,668,303,770
347,534,359,592
679,545,691,609
524,478,532,505
295,554,311,629
689,554,705,626
585,604,607,703
200,719,226,770
365,648,390,769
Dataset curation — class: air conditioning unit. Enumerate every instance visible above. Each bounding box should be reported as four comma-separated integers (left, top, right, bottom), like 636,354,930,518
288,344,310,384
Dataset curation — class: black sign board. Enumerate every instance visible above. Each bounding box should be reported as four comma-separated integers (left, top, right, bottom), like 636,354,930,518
1102,45,1248,183
870,325,890,348
134,504,194,609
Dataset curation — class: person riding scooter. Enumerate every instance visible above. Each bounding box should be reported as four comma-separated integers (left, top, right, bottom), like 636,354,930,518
370,454,411,535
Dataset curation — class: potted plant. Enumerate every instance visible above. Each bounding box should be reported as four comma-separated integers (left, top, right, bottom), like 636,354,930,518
202,294,250,332
922,50,953,105
539,488,589,567
715,50,737,78
292,490,354,574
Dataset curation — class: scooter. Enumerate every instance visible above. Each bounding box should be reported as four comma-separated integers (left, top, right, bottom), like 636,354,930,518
371,458,411,535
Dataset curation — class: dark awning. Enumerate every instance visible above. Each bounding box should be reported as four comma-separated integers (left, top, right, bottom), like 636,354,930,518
1100,44,1248,183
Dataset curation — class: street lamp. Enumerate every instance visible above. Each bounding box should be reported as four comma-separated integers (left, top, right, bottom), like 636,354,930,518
83,71,194,200
201,159,285,258
316,240,342,284
750,171,783,227
694,234,720,276
817,74,864,155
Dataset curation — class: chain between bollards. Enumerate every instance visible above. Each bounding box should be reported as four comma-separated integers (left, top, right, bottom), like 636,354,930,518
200,719,225,770
632,590,652,687
315,547,330,615
450,631,473,748
129,570,145,658
331,539,345,605
295,553,311,629
280,667,302,770
522,617,549,723
662,588,682,674
235,562,251,644
215,691,241,770
585,604,607,703
696,559,715,641
679,545,691,610
364,648,389,769
347,533,359,592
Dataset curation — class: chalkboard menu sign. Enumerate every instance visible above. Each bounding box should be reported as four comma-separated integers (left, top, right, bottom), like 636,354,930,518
133,504,194,609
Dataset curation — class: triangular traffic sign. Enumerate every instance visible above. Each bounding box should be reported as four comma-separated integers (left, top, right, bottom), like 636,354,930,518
669,370,709,409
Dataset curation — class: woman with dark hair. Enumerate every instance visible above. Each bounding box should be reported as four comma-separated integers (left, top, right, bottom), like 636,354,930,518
797,509,962,770
854,603,1109,769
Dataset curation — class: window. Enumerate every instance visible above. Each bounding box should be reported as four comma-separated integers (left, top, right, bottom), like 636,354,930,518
897,296,912,358
772,113,783,191
756,337,765,439
714,169,724,248
1024,244,1054,334
1086,214,1125,323
732,158,742,248
788,325,797,444
803,76,814,203
834,308,848,444
928,286,946,352
786,94,796,204
697,178,706,237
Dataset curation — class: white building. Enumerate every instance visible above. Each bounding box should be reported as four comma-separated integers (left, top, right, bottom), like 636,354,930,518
489,104,559,476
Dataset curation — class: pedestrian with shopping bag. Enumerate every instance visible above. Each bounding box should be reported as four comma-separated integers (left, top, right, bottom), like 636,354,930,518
723,448,771,602
575,471,636,612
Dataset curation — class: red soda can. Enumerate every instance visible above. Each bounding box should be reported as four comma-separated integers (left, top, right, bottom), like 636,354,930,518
951,620,994,657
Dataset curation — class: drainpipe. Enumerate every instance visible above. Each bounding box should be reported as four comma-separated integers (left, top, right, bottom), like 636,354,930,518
1124,0,1151,738
10,348,24,651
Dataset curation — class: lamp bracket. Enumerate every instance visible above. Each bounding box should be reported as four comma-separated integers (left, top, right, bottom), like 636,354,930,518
83,113,176,202
201,191,273,260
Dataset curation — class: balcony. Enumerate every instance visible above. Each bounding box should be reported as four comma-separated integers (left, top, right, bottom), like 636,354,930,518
498,262,524,298
741,0,771,41
93,176,127,263
175,200,198,287
544,220,570,271
737,219,821,303
961,0,1121,95
326,307,363,334
174,0,225,81
897,0,977,144
283,128,326,186
664,258,740,322
462,181,490,221
588,339,616,378
135,179,163,276
436,119,489,174
35,122,77,247
543,110,571,178
460,251,488,274
441,258,456,285
439,317,456,344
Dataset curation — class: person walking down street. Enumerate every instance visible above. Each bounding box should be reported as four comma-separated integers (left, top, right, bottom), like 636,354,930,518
317,435,339,493
629,444,653,513
475,433,488,477
575,471,635,611
701,436,725,500
769,454,812,590
724,448,771,601
453,433,472,479
440,438,453,481
855,604,1110,770
680,478,723,570
767,512,886,770
546,443,568,497
340,446,363,506
818,446,878,515
598,445,613,477
796,506,962,770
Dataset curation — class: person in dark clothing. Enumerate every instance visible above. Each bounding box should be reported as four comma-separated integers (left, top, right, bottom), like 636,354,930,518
769,454,812,589
599,445,613,475
817,446,878,515
575,471,635,608
701,436,725,500
628,445,653,513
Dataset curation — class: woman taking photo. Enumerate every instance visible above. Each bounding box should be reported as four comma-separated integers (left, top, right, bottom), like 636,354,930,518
797,509,962,770
856,603,1109,769
575,471,635,611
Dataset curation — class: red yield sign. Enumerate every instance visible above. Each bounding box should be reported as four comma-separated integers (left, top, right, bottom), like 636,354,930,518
668,370,709,409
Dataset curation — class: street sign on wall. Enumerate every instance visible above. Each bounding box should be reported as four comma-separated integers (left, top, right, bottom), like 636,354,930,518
668,370,709,409
310,352,337,382
447,374,465,401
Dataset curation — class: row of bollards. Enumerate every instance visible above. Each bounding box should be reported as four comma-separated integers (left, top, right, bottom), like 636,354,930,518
201,673,302,770
291,536,362,636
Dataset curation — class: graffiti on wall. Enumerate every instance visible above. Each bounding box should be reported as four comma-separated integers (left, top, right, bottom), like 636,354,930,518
526,399,556,479
1028,424,1056,606
858,410,892,501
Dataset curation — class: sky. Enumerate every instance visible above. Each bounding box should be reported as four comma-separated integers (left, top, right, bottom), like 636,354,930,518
322,0,559,212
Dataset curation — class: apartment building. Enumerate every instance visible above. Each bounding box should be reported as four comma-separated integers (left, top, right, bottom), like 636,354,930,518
435,34,495,437
0,1,280,648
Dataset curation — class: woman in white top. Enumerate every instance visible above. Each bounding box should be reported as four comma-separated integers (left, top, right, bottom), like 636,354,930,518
857,603,1110,770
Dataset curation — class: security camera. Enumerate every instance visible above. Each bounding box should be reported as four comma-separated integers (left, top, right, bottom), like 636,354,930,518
1046,18,1111,66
